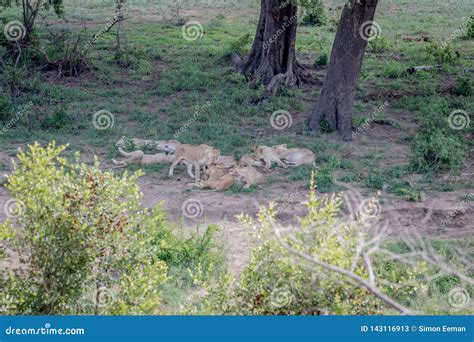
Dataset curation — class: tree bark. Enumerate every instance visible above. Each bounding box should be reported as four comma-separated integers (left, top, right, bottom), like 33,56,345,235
308,0,379,141
238,0,316,96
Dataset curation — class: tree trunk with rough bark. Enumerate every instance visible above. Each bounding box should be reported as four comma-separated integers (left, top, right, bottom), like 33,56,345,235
237,0,316,96
308,0,379,141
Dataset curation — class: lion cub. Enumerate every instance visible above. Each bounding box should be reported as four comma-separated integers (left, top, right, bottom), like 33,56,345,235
192,165,235,192
168,144,220,182
253,145,287,170
112,148,174,168
239,154,263,168
230,164,267,189
272,144,316,166
216,155,237,169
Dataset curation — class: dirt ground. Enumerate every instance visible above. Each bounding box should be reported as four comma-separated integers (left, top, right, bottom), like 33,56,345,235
1,146,473,275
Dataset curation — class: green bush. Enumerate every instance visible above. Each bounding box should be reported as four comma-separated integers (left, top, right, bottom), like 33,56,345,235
453,76,472,96
196,182,383,314
410,127,467,174
314,52,328,66
425,43,460,64
467,17,474,38
0,93,11,122
300,0,326,26
196,175,435,315
0,143,222,315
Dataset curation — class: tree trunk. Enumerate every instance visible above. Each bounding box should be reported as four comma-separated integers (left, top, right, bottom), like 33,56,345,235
238,0,316,96
308,0,379,141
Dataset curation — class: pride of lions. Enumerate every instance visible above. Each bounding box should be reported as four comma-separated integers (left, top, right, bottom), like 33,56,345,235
112,137,316,191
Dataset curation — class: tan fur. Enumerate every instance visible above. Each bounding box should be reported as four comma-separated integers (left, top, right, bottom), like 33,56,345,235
239,154,263,168
192,165,235,191
253,145,287,170
112,148,174,168
116,137,156,149
116,136,181,153
216,155,237,169
155,140,181,153
204,164,227,181
272,144,316,166
168,144,220,182
230,164,267,189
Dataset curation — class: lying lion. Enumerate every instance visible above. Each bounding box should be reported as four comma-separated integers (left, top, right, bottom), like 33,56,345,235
230,164,267,189
112,148,174,168
116,136,181,153
191,164,235,191
253,145,288,170
272,144,316,166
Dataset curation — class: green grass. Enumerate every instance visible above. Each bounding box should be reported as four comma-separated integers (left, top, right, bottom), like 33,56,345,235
0,0,472,198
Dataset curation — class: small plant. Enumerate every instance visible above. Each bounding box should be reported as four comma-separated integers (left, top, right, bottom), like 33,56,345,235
314,52,328,66
300,0,326,26
228,33,252,57
367,37,389,54
319,115,333,133
453,76,472,96
314,164,335,193
425,43,460,64
381,61,406,78
467,16,474,38
410,127,467,174
44,105,69,129
0,93,11,121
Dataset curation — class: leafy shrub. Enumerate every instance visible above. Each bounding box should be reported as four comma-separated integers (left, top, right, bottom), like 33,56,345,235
453,76,472,96
425,43,460,64
314,52,328,66
197,180,383,315
0,143,222,315
467,17,474,38
314,164,335,193
42,106,69,129
300,0,326,26
367,37,389,54
0,93,11,121
410,127,467,174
